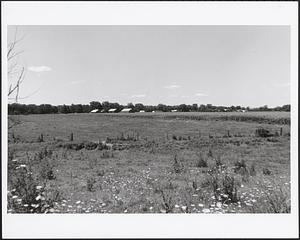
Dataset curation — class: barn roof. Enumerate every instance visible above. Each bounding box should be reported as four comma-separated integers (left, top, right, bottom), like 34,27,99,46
108,108,117,112
121,108,132,112
90,109,99,113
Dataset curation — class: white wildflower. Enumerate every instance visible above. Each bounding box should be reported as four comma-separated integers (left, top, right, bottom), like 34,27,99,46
202,208,210,213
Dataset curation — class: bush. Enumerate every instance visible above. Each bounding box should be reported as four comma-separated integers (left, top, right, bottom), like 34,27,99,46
7,166,61,213
196,154,208,168
249,163,256,176
87,177,96,192
100,150,114,159
173,155,184,174
263,168,272,175
207,169,239,203
234,159,248,175
255,128,273,138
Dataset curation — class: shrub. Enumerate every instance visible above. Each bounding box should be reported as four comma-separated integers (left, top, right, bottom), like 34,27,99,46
96,169,105,177
196,154,208,168
234,160,247,174
173,154,184,174
263,168,272,175
37,133,44,142
215,155,223,167
100,150,114,159
249,163,256,176
160,189,175,213
8,166,61,213
207,169,239,203
255,128,273,138
87,177,96,192
207,148,213,158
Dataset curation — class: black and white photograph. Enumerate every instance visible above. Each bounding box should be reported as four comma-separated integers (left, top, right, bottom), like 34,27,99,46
1,1,298,238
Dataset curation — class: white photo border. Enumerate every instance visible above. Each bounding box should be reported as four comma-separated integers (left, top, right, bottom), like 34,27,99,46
1,1,298,238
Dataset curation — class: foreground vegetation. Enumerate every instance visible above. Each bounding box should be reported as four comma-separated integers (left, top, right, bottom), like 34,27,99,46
7,112,290,213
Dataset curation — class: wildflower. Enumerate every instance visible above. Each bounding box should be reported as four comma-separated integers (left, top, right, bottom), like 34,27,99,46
216,202,222,208
23,204,28,207
198,203,204,207
36,195,41,201
149,206,153,210
36,186,43,190
49,208,55,213
12,195,18,199
175,204,180,208
181,206,187,211
202,208,210,213
124,209,128,213
76,201,81,204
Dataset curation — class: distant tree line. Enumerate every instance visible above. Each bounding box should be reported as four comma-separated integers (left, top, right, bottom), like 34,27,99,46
8,102,291,115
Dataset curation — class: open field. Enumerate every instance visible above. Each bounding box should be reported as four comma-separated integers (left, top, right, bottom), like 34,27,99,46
7,112,291,213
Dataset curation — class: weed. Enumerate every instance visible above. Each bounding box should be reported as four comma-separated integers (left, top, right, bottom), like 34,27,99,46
87,177,96,192
173,154,184,174
249,163,256,176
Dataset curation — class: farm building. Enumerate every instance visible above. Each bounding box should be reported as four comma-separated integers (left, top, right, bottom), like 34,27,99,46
90,109,99,113
121,108,133,113
139,110,145,113
171,109,178,112
108,108,117,113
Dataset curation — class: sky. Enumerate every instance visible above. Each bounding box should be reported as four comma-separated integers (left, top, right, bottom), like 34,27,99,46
7,25,290,107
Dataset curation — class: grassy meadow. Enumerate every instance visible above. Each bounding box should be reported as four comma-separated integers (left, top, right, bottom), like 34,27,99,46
7,111,291,213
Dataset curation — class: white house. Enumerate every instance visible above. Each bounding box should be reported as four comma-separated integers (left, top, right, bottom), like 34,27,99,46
121,108,133,113
139,110,145,113
171,109,178,112
108,108,117,113
90,109,99,113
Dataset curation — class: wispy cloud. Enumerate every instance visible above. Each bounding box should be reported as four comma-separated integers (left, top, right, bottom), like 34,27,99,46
28,66,52,73
132,94,146,98
195,93,208,97
164,85,181,89
70,80,86,85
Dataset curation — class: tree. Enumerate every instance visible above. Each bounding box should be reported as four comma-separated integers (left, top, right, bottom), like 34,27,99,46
89,101,102,110
7,27,26,102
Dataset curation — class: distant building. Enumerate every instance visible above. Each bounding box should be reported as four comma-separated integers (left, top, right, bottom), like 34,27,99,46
90,109,99,113
171,109,178,112
139,110,145,113
108,108,117,113
121,108,133,113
